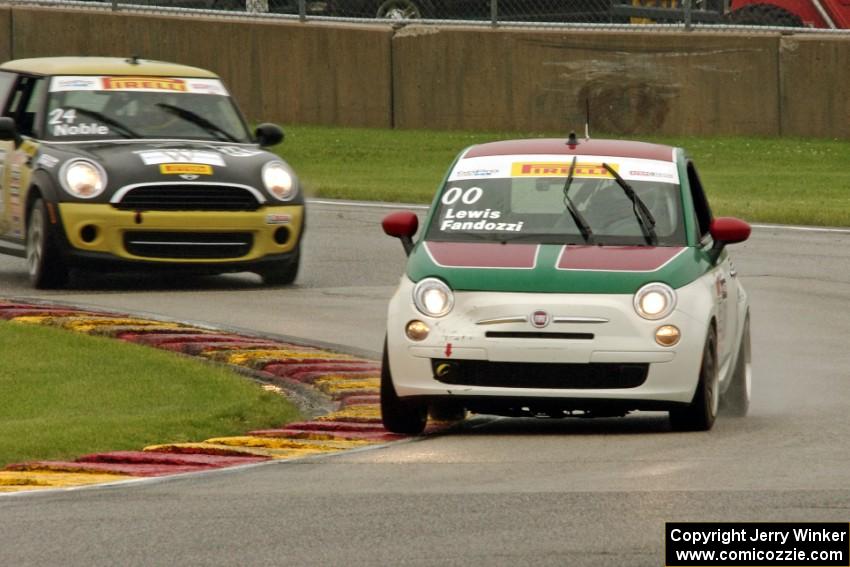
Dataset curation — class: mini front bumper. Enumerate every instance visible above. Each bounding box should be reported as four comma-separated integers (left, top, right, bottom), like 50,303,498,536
386,277,714,410
55,203,303,266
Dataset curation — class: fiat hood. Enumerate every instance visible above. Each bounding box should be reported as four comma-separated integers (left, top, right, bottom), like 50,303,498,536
406,241,711,294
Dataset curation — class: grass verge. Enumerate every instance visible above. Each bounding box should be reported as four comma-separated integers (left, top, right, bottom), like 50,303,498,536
277,126,850,227
0,322,300,467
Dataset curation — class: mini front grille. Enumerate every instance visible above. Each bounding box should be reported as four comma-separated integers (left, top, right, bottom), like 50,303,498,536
114,185,261,211
431,359,649,389
124,231,253,259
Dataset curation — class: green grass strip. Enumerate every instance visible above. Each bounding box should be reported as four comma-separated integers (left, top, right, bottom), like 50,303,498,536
277,126,850,227
0,322,300,467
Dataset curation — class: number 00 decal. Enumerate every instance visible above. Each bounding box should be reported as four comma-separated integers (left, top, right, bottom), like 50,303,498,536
441,186,483,205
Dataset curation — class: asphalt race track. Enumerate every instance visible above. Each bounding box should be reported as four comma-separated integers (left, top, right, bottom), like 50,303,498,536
1,200,849,566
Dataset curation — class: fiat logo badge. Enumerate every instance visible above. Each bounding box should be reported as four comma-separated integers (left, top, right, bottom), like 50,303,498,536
531,310,550,328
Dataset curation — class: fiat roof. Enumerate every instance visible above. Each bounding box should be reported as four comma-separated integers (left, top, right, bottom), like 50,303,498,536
0,57,219,78
464,138,677,162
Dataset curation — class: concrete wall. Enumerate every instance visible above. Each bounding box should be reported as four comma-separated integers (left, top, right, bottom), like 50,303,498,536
2,6,849,138
393,26,781,136
780,35,850,139
0,7,10,64
9,6,394,128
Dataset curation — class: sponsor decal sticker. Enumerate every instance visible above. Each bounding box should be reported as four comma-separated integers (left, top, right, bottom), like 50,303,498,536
188,81,229,96
629,169,675,180
454,168,499,178
37,154,60,169
137,150,225,167
159,164,213,175
50,77,100,91
511,162,617,178
265,214,292,225
214,146,264,157
102,77,187,92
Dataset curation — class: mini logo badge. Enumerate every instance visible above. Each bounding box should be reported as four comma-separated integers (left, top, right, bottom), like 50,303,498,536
531,310,549,329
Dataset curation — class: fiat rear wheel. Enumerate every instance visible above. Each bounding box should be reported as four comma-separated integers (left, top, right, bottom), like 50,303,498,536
670,327,719,432
27,198,69,289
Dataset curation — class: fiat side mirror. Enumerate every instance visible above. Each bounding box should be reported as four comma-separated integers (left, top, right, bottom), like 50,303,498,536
255,123,284,147
0,117,21,147
710,217,751,254
382,211,419,256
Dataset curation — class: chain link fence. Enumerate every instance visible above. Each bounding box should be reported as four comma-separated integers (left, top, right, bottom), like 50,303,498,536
10,0,850,31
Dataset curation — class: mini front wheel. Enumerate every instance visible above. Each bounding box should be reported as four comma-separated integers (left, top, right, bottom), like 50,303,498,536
27,198,69,289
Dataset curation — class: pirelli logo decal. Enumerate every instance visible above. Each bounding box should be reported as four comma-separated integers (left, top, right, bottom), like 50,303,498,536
511,162,617,178
102,77,187,92
159,164,213,175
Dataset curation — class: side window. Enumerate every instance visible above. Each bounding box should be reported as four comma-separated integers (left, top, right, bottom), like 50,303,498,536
3,75,47,137
686,161,713,241
0,72,16,111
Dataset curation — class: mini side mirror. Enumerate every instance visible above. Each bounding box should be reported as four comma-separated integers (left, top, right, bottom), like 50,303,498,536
0,117,21,147
382,211,419,256
255,123,284,147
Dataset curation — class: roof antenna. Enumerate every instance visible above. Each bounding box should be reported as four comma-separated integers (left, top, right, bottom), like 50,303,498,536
567,131,578,147
585,97,591,140
127,55,141,65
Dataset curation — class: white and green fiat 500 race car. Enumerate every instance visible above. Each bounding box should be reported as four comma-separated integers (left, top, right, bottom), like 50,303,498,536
381,137,752,434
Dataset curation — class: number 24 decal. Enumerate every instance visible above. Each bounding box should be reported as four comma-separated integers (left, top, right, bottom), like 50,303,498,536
48,108,77,125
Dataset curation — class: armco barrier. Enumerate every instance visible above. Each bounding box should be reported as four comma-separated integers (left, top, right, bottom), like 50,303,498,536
9,6,394,129
3,6,850,138
392,26,781,136
780,35,850,139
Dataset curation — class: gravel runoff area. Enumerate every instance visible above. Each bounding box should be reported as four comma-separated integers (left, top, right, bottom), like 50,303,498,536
0,300,447,493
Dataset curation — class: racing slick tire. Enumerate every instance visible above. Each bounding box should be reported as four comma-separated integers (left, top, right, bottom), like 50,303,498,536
724,4,803,27
27,198,70,289
259,245,300,286
720,316,751,417
380,339,428,435
429,402,467,423
669,326,719,432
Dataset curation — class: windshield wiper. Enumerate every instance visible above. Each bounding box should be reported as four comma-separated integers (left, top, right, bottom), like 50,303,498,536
562,156,594,244
156,103,238,142
601,162,658,246
62,106,139,138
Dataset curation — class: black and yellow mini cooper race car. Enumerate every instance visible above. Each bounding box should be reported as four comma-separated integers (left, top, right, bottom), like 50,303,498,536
0,57,304,288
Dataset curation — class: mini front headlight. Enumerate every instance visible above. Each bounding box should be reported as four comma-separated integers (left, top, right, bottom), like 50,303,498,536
61,160,106,199
634,282,677,320
413,278,454,318
262,161,295,201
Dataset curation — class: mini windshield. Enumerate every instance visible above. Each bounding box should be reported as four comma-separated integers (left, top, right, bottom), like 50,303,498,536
43,75,251,142
426,158,687,246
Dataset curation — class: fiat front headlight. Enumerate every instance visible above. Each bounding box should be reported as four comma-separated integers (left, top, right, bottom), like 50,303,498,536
413,278,454,318
634,282,677,320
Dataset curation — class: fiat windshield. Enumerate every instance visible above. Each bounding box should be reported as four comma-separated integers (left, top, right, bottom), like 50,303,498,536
425,158,687,247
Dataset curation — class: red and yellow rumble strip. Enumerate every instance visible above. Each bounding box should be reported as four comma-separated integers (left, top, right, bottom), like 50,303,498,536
0,301,440,493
